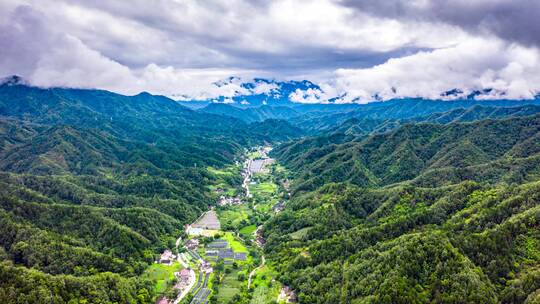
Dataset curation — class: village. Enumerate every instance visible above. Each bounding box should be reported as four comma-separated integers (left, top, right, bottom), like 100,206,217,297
154,146,296,304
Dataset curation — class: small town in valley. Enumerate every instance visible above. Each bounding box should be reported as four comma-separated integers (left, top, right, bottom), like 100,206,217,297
153,146,296,304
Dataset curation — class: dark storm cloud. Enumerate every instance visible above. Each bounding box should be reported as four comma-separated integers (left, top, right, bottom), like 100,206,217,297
342,0,540,48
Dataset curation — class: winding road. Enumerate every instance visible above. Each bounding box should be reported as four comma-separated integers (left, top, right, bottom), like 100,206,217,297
247,255,266,289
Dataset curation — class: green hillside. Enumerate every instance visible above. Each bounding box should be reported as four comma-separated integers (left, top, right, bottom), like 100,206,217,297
1,80,540,303
263,114,540,303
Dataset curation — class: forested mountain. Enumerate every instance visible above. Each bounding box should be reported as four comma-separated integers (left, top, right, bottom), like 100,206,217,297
264,114,540,303
0,79,302,303
290,99,540,131
2,76,540,303
199,103,301,123
198,102,360,123
274,114,540,190
196,95,540,133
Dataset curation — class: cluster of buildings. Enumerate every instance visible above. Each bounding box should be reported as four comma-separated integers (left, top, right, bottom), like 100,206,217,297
185,238,199,250
184,238,213,274
200,260,213,274
217,195,243,206
173,268,194,295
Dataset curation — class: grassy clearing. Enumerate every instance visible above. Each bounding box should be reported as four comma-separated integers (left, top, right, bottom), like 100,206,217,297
239,225,257,239
218,206,252,230
289,227,312,240
207,166,237,176
222,232,248,253
270,163,287,174
254,199,277,214
248,151,262,159
207,165,241,196
142,262,183,294
252,182,277,194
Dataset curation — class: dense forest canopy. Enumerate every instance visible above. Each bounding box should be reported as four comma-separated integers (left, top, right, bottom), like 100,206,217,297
264,113,540,303
1,80,540,303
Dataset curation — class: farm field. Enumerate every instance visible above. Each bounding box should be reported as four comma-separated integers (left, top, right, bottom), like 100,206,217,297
217,205,252,230
239,224,257,239
222,232,249,254
251,181,277,194
216,269,244,303
192,210,221,230
247,151,262,159
193,146,288,303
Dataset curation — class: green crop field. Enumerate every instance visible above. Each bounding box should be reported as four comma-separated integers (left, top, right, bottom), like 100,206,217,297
248,151,262,159
239,224,257,239
251,182,277,194
207,166,238,176
218,206,252,230
222,232,248,253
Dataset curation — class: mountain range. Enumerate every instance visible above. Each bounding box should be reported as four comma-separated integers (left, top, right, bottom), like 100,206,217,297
1,76,540,303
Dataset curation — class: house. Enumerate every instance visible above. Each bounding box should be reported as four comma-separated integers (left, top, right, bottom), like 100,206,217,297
200,261,213,274
185,238,199,250
280,286,297,303
156,297,169,304
187,227,203,236
179,268,191,283
273,200,285,212
160,250,173,264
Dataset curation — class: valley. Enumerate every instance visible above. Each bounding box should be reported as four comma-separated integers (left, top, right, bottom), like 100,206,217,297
153,146,291,304
1,81,539,303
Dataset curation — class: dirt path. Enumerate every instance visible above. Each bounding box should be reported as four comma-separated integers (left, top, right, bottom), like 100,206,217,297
175,236,182,251
247,255,266,289
243,159,252,198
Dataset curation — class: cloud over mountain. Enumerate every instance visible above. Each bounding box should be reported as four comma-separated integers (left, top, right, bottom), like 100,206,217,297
1,0,539,102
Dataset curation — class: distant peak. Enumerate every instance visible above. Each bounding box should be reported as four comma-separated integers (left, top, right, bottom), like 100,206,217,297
0,75,28,86
135,91,152,97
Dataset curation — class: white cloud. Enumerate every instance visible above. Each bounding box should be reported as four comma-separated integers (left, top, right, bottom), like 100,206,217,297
251,82,279,95
289,88,326,104
291,37,540,103
135,64,261,99
2,0,540,102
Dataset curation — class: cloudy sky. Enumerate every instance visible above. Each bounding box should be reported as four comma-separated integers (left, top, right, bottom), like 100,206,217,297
1,0,539,102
